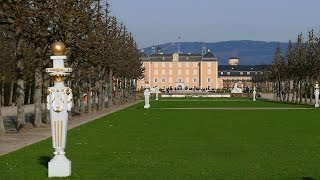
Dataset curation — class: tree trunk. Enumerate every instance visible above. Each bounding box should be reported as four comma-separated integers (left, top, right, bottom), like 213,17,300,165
33,67,43,127
9,81,14,106
16,36,25,130
43,73,50,123
87,89,92,113
108,68,113,107
0,95,5,136
80,88,85,114
1,76,4,107
299,81,302,104
303,81,308,104
291,80,295,103
99,70,106,110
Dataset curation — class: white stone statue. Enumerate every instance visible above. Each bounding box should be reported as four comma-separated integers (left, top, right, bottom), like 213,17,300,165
155,86,159,101
253,86,256,101
144,82,151,108
231,83,243,93
315,82,319,108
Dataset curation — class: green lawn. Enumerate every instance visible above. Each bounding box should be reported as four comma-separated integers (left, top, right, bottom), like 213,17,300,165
0,99,319,179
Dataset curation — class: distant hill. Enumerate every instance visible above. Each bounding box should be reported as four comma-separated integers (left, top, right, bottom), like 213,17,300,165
142,40,288,65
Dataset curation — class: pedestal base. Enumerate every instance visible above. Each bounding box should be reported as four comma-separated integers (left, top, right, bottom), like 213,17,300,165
48,155,71,177
144,104,150,109
315,104,319,108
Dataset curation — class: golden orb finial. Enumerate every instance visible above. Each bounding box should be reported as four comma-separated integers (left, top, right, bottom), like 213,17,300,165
51,41,66,56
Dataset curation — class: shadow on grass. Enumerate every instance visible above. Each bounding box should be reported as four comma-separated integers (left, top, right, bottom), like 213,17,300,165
302,177,317,180
38,156,51,169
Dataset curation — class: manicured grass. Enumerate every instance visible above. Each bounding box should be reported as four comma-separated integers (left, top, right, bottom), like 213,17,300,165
0,100,320,179
144,98,312,108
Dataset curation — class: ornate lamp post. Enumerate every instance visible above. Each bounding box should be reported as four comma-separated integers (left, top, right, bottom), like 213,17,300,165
144,81,151,108
46,41,73,177
253,86,256,101
315,82,319,108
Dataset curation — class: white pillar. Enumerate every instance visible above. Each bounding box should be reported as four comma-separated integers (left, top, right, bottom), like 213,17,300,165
315,82,319,108
46,42,72,177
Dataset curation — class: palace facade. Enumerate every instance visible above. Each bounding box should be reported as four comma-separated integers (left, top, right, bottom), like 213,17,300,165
137,48,270,91
137,49,218,91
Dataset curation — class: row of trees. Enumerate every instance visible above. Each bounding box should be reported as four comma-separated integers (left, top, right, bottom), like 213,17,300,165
267,30,320,103
0,0,143,135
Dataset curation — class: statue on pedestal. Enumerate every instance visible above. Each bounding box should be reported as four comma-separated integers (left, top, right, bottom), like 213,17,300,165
144,81,151,108
155,86,159,101
231,83,243,93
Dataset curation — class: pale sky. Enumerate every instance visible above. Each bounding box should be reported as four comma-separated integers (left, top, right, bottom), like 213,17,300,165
109,0,320,48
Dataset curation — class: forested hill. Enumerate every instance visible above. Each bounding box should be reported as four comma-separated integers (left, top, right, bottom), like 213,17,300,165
142,40,288,65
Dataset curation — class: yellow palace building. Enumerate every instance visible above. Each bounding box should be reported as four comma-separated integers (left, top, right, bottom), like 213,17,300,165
137,47,218,91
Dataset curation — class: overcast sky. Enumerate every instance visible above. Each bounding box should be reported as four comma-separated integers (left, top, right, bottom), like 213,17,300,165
109,0,320,48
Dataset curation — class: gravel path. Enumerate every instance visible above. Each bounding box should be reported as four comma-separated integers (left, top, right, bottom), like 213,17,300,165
0,101,142,156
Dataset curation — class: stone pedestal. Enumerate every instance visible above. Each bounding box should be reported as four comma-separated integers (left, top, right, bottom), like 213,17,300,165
48,154,71,177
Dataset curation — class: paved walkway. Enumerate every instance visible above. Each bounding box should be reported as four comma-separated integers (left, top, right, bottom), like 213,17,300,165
0,101,142,156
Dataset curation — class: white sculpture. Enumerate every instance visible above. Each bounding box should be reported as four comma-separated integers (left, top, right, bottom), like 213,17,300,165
315,82,319,108
231,83,243,93
144,82,151,108
46,42,72,177
155,86,159,101
253,86,256,101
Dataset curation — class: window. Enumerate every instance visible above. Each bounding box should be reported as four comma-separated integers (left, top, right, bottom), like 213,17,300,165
169,77,173,83
193,62,197,67
162,69,165,75
154,78,158,83
193,69,197,75
154,70,158,75
169,70,173,75
193,78,197,83
178,69,182,75
178,62,182,68
154,63,158,67
178,78,182,83
186,62,189,67
208,78,211,82
161,62,165,68
207,62,211,67
169,63,173,68
207,69,211,75
185,69,189,75
162,78,165,83
185,77,189,83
